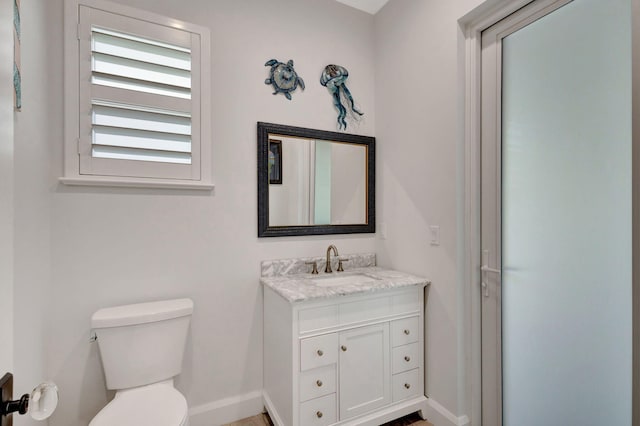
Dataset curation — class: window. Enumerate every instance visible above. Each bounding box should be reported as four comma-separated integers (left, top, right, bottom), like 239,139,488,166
63,0,212,189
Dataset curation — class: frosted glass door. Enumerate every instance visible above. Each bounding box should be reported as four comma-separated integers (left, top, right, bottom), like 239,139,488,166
481,0,632,425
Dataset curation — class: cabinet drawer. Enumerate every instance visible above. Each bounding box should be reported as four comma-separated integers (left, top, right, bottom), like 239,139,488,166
299,364,336,402
392,368,422,402
300,334,338,371
392,342,420,374
299,393,336,426
391,316,420,347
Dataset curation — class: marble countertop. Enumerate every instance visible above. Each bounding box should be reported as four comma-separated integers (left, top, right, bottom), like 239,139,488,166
260,266,430,303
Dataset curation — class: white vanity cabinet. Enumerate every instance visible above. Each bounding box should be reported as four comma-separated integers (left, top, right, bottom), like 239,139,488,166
263,283,429,426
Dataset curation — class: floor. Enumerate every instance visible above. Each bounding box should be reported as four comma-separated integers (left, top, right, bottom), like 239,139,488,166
225,412,434,426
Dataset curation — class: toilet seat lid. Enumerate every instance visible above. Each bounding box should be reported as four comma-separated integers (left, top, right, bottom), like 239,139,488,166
89,384,188,426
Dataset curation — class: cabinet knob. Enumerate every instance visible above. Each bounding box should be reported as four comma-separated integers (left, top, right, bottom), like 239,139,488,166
403,329,410,335
317,349,323,356
316,380,323,387
316,411,323,418
341,345,347,352
404,383,411,389
404,356,411,362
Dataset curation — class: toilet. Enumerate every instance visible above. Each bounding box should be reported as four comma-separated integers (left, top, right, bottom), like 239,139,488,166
89,298,193,426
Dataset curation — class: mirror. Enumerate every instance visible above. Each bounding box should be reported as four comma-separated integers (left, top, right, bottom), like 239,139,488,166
258,122,375,237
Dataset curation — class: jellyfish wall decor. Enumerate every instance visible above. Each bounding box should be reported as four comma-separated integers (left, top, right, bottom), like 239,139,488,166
320,64,363,130
264,59,305,100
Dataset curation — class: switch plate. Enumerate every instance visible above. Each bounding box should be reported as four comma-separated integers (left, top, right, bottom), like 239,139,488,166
1,373,13,426
429,225,440,246
378,222,387,240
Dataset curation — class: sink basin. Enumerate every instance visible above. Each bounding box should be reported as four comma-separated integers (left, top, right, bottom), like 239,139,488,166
310,273,379,288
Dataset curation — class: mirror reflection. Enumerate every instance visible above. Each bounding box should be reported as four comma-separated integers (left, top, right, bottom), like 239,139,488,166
257,122,375,237
268,136,367,227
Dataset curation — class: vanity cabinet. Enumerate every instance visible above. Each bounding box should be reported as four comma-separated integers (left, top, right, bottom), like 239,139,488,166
263,284,429,426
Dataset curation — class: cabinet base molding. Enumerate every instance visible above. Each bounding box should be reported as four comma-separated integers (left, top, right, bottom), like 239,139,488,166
264,392,428,426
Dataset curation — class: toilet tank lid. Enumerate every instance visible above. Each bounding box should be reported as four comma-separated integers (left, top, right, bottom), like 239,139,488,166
92,298,193,329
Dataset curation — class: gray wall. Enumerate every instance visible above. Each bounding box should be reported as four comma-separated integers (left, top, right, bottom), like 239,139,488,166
374,0,482,419
12,3,55,426
8,0,495,425
28,1,376,425
0,0,14,378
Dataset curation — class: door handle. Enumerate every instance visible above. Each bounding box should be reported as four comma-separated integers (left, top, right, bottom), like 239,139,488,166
1,374,58,422
480,265,501,274
481,250,501,297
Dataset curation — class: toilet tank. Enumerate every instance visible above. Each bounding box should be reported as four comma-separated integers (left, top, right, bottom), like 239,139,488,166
91,298,193,391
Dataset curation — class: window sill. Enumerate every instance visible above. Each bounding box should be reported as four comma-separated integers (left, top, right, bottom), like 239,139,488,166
59,176,214,190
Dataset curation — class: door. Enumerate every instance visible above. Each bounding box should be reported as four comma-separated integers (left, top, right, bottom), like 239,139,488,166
338,323,390,420
480,0,632,425
0,0,15,375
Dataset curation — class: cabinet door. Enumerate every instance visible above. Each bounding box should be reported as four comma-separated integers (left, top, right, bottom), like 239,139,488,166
338,323,391,420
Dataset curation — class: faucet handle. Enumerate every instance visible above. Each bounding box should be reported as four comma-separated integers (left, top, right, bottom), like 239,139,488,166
337,258,349,272
305,261,319,275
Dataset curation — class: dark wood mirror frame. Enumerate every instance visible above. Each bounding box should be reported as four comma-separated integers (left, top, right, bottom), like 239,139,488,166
257,122,375,237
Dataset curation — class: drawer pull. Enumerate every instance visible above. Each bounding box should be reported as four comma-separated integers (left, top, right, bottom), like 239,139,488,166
403,329,410,335
341,345,347,352
316,380,323,387
404,356,411,362
316,411,323,418
317,349,324,356
404,383,411,389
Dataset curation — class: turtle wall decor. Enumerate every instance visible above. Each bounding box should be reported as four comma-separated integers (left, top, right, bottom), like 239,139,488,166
264,59,305,100
320,64,363,130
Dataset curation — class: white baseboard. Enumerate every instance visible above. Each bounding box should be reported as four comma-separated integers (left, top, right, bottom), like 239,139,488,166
188,391,469,426
262,392,286,426
424,397,470,426
188,390,264,426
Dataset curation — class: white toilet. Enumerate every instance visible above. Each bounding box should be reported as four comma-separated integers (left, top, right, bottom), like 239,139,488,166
89,298,193,426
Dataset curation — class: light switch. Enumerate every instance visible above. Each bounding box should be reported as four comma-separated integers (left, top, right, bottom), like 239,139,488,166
429,225,440,246
378,222,387,240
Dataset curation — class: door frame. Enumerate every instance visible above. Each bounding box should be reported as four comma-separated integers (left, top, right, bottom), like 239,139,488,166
460,0,640,423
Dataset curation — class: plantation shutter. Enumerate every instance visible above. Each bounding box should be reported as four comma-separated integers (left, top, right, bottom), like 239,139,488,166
78,6,202,180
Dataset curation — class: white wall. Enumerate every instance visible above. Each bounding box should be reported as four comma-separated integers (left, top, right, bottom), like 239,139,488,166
10,0,502,424
374,0,482,421
13,2,57,425
0,0,14,376
32,1,377,425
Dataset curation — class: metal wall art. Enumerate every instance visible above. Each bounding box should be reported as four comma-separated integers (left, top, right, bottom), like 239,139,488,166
13,0,21,111
320,64,363,130
264,59,305,100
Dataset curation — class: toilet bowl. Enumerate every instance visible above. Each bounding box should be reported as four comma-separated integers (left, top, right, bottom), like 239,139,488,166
89,299,193,426
89,382,189,426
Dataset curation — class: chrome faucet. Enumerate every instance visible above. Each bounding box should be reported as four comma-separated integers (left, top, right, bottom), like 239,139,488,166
325,245,339,273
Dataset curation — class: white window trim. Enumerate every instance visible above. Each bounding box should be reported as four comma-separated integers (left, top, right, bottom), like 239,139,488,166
63,0,213,190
